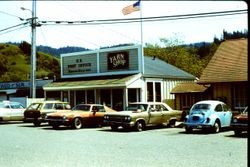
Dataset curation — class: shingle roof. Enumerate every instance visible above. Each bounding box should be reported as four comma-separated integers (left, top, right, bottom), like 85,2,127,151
144,56,196,80
198,39,248,83
170,82,210,94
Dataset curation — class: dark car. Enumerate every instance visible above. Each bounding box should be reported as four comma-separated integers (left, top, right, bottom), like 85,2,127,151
231,106,248,136
23,101,70,126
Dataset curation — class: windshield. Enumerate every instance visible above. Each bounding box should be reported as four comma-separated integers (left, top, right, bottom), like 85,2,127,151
27,103,42,110
72,104,91,111
126,104,148,112
192,104,211,111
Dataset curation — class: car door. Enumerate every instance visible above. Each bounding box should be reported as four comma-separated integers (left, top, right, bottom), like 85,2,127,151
222,104,232,126
148,104,162,125
10,103,25,121
0,103,11,121
214,104,226,127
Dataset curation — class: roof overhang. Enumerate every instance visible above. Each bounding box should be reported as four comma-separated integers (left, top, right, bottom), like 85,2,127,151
43,74,142,91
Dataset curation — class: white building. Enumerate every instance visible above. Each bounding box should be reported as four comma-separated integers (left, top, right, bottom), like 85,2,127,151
43,45,196,110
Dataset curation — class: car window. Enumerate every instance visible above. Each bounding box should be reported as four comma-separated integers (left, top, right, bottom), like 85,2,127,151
155,104,167,111
44,103,54,109
222,104,231,111
54,103,64,110
97,106,105,112
215,104,223,112
0,103,10,109
10,103,24,109
72,104,90,111
27,103,41,110
126,104,148,112
193,104,210,110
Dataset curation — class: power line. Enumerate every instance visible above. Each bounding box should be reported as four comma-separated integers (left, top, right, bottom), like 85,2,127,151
38,9,247,26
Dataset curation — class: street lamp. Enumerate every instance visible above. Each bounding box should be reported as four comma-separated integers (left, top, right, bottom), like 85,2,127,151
21,0,37,98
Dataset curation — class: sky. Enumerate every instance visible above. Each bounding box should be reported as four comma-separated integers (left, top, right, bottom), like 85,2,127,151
0,1,248,49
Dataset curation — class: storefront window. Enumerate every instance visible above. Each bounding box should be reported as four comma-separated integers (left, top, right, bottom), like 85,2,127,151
76,90,85,104
63,91,68,102
128,89,139,103
112,89,123,111
100,90,111,107
87,90,95,104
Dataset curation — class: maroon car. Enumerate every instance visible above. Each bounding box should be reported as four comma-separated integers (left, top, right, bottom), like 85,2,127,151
231,106,248,136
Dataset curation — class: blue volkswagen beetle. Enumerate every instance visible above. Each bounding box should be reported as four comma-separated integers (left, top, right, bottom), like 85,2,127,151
184,100,232,133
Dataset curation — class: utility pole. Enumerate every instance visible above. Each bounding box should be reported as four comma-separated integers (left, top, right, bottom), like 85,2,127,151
30,0,37,98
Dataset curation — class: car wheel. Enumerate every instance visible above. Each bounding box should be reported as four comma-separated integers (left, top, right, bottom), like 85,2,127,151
213,121,220,133
168,120,176,128
234,130,242,136
185,126,193,133
52,124,59,129
135,121,144,132
111,125,118,131
33,121,41,127
72,118,82,129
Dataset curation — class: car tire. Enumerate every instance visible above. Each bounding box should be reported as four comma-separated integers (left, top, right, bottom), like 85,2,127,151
135,121,144,132
33,121,41,127
52,124,59,129
234,130,242,136
185,126,193,133
72,118,82,129
111,125,118,131
213,121,220,133
168,120,176,128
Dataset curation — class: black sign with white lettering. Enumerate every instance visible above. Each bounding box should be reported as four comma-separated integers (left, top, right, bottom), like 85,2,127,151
107,51,129,70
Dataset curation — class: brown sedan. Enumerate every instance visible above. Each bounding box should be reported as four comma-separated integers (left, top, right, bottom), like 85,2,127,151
45,104,116,129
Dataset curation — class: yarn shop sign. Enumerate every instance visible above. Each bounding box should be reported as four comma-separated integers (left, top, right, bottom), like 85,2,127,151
108,51,129,70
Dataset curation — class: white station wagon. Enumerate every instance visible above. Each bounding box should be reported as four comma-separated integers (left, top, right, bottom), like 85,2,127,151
0,101,26,122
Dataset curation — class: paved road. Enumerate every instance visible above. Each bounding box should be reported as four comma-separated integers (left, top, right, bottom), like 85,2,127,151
0,122,247,167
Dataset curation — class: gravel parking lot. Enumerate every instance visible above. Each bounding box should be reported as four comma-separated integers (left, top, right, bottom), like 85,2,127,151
0,122,247,167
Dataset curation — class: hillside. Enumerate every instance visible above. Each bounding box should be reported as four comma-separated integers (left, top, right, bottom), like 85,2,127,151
0,42,60,82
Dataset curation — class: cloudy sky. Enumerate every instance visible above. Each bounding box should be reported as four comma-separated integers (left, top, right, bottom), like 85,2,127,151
0,1,248,49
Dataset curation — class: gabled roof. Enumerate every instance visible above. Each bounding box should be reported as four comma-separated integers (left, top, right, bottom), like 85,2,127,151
198,39,248,83
144,56,196,80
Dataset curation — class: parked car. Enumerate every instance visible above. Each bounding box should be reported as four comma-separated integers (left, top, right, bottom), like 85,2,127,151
231,106,248,136
45,104,116,129
23,101,71,126
0,101,25,122
184,100,232,133
103,102,183,132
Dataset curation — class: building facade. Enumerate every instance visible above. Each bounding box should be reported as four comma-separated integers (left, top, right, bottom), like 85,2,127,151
43,45,196,110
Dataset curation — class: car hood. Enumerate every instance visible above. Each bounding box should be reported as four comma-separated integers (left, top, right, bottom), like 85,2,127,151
233,113,248,120
104,110,141,116
47,110,90,117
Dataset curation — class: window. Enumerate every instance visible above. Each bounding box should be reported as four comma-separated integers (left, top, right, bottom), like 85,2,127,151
147,82,162,102
215,104,223,112
147,82,153,102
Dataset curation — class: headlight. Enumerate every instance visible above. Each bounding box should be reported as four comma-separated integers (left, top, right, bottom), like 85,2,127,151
124,116,131,121
63,115,67,120
104,115,109,119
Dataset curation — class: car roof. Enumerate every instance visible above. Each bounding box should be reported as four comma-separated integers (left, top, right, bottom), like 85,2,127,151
129,102,165,105
194,100,225,106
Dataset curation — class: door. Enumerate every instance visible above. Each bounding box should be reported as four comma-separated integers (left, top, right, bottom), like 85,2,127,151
215,104,227,127
148,104,162,125
10,103,25,121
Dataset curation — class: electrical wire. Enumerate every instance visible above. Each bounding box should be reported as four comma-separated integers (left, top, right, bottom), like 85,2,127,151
38,9,247,26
